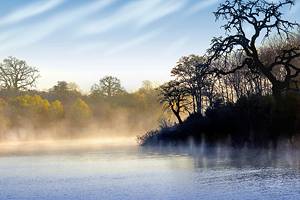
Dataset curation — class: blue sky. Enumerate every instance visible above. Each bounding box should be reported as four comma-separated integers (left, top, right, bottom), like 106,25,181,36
0,0,299,92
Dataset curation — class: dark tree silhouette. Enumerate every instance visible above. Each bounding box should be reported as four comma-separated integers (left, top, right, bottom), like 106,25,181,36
0,57,40,91
171,55,210,114
91,76,125,97
208,0,300,98
158,80,190,124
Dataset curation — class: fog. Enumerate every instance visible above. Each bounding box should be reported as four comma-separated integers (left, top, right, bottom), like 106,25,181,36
0,116,147,154
0,109,160,154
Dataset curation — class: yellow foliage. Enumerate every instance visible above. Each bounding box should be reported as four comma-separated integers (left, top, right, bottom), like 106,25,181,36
49,100,64,119
0,98,9,134
68,98,92,124
0,98,7,112
14,95,50,115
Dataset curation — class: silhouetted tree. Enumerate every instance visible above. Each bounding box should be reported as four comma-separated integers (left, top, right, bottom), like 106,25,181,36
208,0,300,98
0,57,40,91
260,34,300,92
158,81,190,124
91,76,125,97
217,51,272,99
171,55,210,113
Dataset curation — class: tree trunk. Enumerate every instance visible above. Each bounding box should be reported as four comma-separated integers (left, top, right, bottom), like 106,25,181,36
174,112,183,124
196,92,202,114
192,95,196,113
171,106,183,124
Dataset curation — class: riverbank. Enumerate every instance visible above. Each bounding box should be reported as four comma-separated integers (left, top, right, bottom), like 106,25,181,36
139,95,300,148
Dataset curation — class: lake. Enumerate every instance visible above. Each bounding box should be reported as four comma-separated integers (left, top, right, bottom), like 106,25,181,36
0,142,299,200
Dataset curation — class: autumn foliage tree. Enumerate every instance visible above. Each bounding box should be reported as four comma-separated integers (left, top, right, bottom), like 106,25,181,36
68,98,92,125
49,100,64,121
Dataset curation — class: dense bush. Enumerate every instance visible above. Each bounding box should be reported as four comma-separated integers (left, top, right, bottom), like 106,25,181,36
139,94,300,148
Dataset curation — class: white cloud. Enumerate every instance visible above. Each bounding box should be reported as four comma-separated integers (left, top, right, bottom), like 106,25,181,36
187,0,219,14
136,0,187,27
0,0,116,51
78,0,163,36
164,37,189,56
78,0,187,36
72,42,108,54
0,0,64,26
104,30,162,56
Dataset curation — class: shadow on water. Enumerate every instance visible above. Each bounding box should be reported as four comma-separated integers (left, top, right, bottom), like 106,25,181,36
139,144,300,171
1,139,299,171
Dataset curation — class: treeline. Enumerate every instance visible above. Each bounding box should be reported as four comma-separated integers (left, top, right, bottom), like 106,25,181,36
139,0,300,148
0,57,163,140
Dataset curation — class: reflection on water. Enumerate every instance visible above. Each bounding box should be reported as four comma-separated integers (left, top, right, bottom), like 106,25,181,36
142,145,300,170
0,144,299,200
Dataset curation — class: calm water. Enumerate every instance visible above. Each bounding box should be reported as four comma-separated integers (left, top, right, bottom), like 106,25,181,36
0,145,299,200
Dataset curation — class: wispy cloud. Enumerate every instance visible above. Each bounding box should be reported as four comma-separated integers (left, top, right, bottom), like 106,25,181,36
0,0,116,51
187,0,219,14
0,0,64,26
105,30,162,56
72,41,108,54
164,36,189,56
136,0,187,27
78,0,163,36
78,0,187,36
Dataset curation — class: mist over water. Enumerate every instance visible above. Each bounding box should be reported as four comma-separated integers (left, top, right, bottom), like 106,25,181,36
0,141,299,200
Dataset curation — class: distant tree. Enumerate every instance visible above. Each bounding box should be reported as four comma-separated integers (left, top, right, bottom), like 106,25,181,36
49,100,64,120
171,55,210,113
208,0,300,98
49,81,81,102
0,98,9,137
139,80,155,93
11,95,50,127
68,98,92,125
51,81,68,94
13,95,50,115
68,82,80,90
158,81,190,124
133,80,160,114
0,57,40,91
91,76,125,97
135,81,157,104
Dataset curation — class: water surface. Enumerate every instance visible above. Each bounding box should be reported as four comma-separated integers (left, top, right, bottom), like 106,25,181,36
0,144,299,200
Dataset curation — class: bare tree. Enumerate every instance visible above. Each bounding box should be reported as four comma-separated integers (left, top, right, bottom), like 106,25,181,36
260,34,300,92
158,81,190,124
208,0,300,98
171,55,210,113
91,76,125,97
218,51,272,99
0,56,40,91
